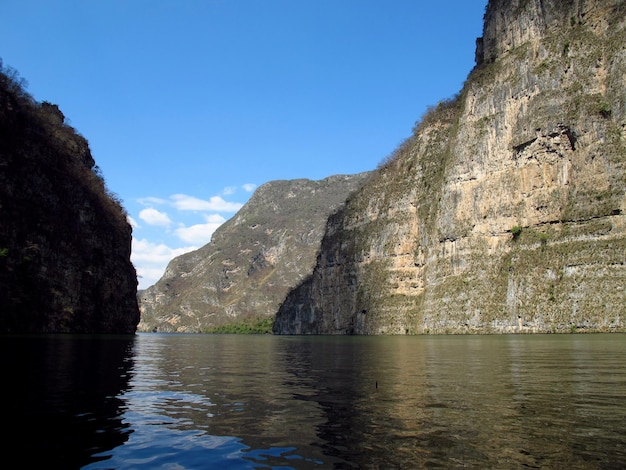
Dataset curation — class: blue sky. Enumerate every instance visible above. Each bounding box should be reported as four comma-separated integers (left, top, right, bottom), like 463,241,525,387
1,0,486,289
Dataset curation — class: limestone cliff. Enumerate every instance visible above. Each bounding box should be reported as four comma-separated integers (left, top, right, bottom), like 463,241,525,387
0,62,140,334
138,174,370,332
274,0,625,334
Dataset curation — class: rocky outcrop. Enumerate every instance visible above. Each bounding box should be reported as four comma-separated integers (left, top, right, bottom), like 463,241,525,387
138,174,370,332
0,62,140,334
274,0,625,334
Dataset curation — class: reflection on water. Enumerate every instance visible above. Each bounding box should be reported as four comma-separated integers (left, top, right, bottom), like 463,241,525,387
2,333,625,468
0,334,135,468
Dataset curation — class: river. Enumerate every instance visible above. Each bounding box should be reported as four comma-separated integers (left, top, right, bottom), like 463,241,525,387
1,333,625,468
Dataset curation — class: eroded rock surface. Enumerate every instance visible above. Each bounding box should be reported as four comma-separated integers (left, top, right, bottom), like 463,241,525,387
138,174,370,332
274,0,625,334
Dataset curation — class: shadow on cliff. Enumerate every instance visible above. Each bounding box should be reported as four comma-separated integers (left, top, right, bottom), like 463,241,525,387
273,273,315,334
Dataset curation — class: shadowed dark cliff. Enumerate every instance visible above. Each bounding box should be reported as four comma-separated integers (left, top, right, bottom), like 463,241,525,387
0,62,140,334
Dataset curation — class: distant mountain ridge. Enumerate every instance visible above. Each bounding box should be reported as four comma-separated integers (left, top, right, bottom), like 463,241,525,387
138,173,370,332
141,0,625,335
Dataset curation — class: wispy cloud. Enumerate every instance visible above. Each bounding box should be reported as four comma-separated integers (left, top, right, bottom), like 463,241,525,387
132,187,253,289
132,238,198,289
137,196,168,206
170,194,243,212
139,208,172,227
127,215,140,229
174,214,226,245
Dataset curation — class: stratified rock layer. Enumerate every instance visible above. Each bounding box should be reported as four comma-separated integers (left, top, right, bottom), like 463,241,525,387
138,174,370,332
274,0,625,334
0,65,139,334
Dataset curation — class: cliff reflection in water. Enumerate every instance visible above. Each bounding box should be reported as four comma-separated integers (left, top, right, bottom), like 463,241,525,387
3,334,625,468
0,334,135,468
94,334,625,469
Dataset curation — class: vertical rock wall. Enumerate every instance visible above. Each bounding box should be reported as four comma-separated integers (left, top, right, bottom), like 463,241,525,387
0,67,140,334
274,0,625,334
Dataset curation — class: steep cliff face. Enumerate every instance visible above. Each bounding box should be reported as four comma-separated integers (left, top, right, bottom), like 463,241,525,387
0,64,140,334
274,0,625,334
138,173,370,332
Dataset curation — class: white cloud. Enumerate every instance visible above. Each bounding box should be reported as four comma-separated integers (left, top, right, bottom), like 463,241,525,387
127,215,140,229
170,194,243,212
137,196,168,206
174,214,226,244
131,188,253,289
139,208,172,227
136,267,169,290
132,238,198,289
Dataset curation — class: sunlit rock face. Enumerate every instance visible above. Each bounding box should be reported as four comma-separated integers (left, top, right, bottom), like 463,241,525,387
0,68,140,334
274,0,626,334
138,173,370,333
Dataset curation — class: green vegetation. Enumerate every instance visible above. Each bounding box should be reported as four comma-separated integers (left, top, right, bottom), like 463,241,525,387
562,41,570,55
597,100,611,118
413,94,462,135
203,316,274,334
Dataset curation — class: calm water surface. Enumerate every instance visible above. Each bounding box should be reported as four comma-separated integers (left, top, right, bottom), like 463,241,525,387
1,333,625,469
